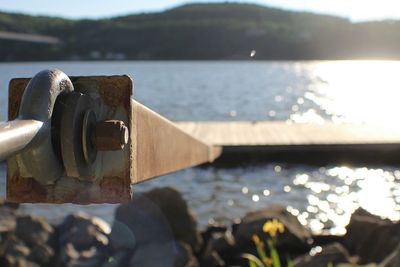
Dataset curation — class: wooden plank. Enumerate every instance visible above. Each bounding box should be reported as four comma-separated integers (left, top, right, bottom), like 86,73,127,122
176,121,400,146
176,121,400,164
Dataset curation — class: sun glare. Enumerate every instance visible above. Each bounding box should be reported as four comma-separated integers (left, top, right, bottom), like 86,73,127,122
293,61,400,127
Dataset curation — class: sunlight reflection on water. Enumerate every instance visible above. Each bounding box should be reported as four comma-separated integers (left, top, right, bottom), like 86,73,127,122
0,61,400,235
290,60,400,127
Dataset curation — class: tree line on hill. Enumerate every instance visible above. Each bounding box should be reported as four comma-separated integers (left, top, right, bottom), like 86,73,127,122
0,3,399,61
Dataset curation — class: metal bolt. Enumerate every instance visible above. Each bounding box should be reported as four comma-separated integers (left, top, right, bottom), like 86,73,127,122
93,120,129,151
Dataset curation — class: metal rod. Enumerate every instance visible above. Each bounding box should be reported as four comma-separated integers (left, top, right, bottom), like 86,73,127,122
0,119,43,161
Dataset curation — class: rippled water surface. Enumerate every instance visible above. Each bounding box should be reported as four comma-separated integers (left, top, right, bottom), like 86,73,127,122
1,60,400,234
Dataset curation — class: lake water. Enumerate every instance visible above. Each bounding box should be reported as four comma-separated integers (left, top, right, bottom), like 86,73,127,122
1,60,400,235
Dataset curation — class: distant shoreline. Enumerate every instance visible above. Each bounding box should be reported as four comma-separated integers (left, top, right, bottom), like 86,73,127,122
1,3,400,62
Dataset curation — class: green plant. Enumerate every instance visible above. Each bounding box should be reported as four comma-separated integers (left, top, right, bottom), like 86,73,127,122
244,219,336,267
243,219,288,267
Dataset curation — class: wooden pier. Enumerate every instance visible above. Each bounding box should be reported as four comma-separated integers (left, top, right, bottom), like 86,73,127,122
176,121,400,165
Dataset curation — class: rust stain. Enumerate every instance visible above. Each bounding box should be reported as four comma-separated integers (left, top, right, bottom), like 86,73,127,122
99,176,131,204
70,76,132,111
97,76,132,111
7,171,47,203
6,75,133,204
8,78,30,120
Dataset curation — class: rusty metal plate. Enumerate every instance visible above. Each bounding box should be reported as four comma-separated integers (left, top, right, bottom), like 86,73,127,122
7,76,133,204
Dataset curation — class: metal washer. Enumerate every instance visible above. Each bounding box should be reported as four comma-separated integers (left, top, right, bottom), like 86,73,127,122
60,92,98,180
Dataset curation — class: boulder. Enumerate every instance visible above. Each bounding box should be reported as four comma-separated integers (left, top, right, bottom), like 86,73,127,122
200,228,235,265
100,251,129,267
58,212,110,250
379,243,400,267
343,208,391,254
0,203,17,233
28,243,55,265
57,212,111,267
1,256,40,267
128,240,177,267
198,250,225,267
312,234,343,247
293,242,353,267
113,188,190,267
233,204,312,256
59,242,105,267
175,242,199,267
357,223,400,264
0,234,30,258
141,187,202,251
15,215,54,246
109,220,136,251
0,234,51,267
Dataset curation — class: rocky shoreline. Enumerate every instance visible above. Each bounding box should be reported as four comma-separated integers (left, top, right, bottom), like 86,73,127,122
1,187,399,267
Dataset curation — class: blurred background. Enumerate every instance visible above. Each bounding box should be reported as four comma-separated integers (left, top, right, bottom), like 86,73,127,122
1,0,400,237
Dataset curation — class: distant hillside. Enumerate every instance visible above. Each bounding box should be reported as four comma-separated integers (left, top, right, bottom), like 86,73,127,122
0,3,400,61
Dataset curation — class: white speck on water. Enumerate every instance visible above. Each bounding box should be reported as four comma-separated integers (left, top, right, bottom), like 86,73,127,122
274,165,282,173
252,194,260,202
274,95,283,102
250,50,256,57
241,187,249,194
268,110,276,117
263,189,270,196
229,110,237,117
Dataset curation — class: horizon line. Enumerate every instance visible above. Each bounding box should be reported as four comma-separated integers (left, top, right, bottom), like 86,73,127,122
0,1,399,23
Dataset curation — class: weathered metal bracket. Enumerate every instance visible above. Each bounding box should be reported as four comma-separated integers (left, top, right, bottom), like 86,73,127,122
6,71,221,204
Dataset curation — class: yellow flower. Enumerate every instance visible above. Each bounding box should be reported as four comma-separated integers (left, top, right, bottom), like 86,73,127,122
263,257,273,266
262,219,285,238
252,234,261,245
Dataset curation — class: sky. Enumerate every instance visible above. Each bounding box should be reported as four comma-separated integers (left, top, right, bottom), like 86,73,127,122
0,0,399,22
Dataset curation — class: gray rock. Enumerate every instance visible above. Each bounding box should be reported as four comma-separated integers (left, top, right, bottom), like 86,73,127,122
293,242,353,267
128,241,177,267
15,215,53,246
59,243,106,267
109,220,136,251
100,251,130,267
234,204,312,255
202,230,235,263
0,234,47,267
379,243,400,267
357,223,400,264
175,242,199,267
141,187,202,251
199,250,225,267
60,243,81,262
114,187,194,267
0,206,17,233
0,234,30,258
59,212,110,251
2,256,40,267
343,208,391,254
57,213,111,267
28,243,54,265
